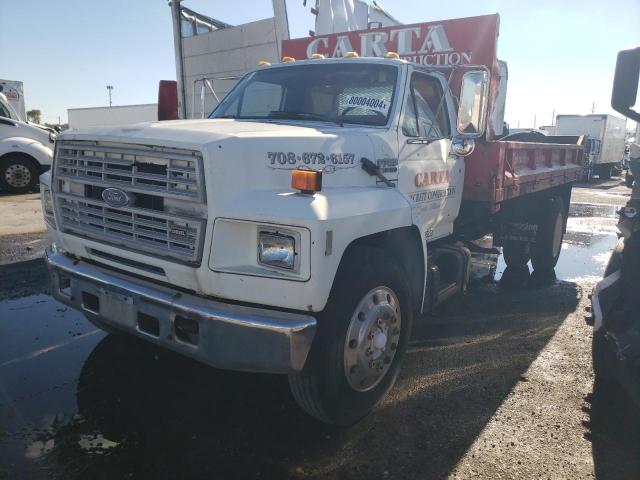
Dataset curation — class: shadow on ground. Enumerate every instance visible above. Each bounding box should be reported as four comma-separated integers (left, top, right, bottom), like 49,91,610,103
9,279,580,480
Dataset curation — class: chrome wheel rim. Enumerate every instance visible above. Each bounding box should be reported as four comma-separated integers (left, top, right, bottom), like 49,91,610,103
552,211,563,258
5,164,32,188
344,286,402,392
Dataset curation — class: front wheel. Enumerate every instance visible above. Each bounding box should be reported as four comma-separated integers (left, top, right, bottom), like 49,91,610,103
289,247,413,425
0,156,39,194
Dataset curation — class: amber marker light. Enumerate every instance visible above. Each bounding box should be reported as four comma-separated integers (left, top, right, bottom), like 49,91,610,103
311,53,325,59
344,51,360,58
258,60,271,66
292,169,322,194
282,56,296,62
385,52,400,59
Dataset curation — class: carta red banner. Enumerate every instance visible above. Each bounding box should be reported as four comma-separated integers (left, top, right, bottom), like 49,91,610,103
282,14,499,69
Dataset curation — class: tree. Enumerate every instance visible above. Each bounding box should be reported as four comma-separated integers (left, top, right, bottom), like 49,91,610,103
27,109,41,124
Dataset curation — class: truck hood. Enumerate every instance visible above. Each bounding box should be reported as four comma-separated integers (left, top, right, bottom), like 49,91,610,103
58,118,390,205
60,118,356,147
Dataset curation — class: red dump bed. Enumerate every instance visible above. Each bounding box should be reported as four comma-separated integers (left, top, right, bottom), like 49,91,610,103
464,136,585,209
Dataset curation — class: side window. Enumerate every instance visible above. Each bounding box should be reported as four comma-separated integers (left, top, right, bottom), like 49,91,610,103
402,73,450,138
239,81,283,117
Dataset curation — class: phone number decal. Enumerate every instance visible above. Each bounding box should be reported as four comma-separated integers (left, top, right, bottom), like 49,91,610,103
267,151,356,167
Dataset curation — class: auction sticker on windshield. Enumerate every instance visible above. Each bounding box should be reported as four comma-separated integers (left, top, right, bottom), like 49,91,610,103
342,95,390,115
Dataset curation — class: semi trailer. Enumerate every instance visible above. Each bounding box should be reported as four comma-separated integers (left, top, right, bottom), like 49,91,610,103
41,14,584,424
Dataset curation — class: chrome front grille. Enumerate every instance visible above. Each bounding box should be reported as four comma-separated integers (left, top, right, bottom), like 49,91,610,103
54,140,207,264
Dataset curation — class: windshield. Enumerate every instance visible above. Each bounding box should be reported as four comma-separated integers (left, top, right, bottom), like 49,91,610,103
0,94,21,121
210,63,399,126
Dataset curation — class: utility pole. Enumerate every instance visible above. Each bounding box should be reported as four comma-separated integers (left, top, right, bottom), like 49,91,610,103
106,85,114,107
591,101,595,114
551,109,555,126
534,114,537,128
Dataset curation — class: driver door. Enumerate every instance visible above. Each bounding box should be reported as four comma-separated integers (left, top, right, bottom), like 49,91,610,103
397,69,463,242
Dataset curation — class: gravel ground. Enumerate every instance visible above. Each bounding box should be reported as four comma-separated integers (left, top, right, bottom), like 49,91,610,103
0,180,638,479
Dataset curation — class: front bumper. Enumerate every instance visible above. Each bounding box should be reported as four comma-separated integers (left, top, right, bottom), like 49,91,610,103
46,250,316,374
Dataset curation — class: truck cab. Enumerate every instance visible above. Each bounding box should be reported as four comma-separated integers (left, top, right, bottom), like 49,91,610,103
0,92,55,193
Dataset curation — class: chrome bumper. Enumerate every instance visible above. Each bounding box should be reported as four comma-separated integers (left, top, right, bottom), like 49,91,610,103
45,250,316,373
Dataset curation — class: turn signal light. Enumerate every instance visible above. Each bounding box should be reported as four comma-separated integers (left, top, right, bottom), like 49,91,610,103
311,53,325,59
258,60,271,66
385,52,400,59
292,169,322,194
344,51,360,58
282,56,296,62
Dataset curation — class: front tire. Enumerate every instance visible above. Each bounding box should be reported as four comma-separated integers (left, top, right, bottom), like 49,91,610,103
0,155,39,194
289,247,413,425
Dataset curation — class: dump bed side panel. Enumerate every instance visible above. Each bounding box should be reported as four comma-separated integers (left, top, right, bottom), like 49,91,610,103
463,137,585,206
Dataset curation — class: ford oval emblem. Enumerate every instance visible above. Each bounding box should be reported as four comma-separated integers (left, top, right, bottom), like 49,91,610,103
102,188,130,208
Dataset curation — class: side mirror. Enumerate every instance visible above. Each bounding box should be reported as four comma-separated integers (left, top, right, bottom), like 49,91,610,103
611,47,640,122
456,70,489,138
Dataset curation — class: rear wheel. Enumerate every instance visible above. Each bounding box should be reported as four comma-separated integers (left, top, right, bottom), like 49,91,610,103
289,247,413,425
0,155,39,194
599,165,612,180
531,196,566,272
625,173,634,188
502,241,530,268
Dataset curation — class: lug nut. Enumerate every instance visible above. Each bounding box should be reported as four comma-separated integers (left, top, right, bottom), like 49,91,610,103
377,318,384,327
350,365,358,374
390,342,397,350
366,348,373,356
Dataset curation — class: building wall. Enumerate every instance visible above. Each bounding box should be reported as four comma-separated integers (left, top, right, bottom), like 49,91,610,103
67,104,158,129
180,0,288,119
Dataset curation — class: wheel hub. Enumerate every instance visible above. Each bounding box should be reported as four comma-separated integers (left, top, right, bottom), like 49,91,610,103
5,164,31,188
344,287,401,392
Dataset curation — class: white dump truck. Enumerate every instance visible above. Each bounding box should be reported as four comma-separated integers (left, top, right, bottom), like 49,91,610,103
41,15,585,424
0,91,55,193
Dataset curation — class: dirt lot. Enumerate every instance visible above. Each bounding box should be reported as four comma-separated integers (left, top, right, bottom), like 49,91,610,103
0,180,638,479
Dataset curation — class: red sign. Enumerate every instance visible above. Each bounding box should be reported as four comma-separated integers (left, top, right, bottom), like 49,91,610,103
282,14,499,69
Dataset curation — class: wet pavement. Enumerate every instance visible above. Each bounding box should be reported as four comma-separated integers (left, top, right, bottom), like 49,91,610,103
0,184,634,479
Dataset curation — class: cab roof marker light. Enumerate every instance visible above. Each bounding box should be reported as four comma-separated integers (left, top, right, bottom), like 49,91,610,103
344,51,360,58
282,56,296,63
311,53,325,60
385,52,400,59
258,60,271,66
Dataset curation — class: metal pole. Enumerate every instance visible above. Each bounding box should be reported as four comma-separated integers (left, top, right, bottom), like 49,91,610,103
106,85,114,107
170,0,186,119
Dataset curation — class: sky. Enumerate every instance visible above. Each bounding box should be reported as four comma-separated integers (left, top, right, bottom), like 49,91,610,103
1,0,639,129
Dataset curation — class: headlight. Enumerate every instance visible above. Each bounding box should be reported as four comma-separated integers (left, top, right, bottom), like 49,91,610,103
258,231,296,270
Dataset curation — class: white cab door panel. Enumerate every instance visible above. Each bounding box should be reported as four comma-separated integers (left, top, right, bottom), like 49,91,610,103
397,68,464,243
